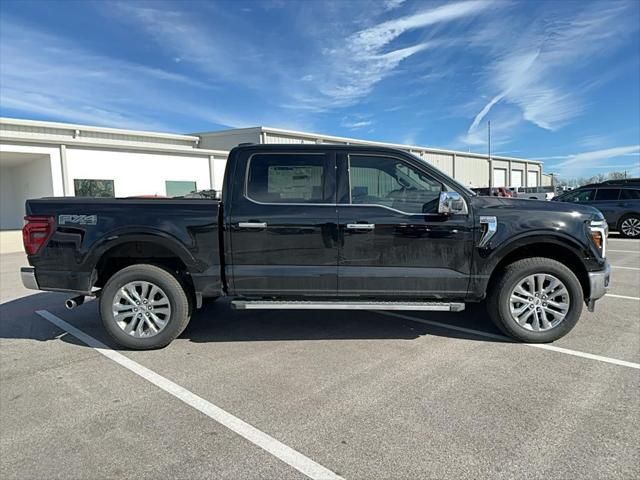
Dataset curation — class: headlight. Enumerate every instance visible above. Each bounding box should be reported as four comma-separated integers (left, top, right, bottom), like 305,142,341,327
589,220,607,257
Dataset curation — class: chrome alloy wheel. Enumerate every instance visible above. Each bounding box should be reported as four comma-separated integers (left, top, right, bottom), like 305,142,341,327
509,274,570,331
112,281,171,337
621,217,640,237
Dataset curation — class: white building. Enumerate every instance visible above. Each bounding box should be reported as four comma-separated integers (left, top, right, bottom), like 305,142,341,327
196,126,546,190
0,117,547,251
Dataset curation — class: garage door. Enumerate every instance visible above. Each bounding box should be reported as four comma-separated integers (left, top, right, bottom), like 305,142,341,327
493,168,507,187
511,170,523,188
527,170,539,187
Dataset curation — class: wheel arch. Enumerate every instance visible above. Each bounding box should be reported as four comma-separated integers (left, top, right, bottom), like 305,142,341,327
90,233,198,302
484,237,590,300
617,211,640,231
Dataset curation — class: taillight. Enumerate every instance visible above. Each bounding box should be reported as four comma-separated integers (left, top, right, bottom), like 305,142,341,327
22,216,54,255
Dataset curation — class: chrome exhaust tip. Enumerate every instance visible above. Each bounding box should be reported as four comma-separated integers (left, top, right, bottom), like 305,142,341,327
65,296,85,310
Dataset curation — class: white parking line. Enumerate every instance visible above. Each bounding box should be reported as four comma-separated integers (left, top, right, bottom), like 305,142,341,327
612,266,640,271
35,310,344,480
606,293,640,301
608,249,640,253
377,311,640,370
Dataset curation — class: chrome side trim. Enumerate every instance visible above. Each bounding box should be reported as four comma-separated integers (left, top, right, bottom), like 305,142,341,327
20,267,39,290
238,222,267,229
478,216,497,248
232,300,465,312
346,223,375,230
240,151,470,216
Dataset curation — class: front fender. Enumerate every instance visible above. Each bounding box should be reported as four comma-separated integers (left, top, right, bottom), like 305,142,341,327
481,231,594,274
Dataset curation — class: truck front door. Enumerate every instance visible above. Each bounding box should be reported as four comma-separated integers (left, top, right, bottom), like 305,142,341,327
336,152,473,298
227,150,338,296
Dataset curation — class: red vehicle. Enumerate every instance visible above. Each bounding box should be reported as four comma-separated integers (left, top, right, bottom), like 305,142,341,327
472,187,513,197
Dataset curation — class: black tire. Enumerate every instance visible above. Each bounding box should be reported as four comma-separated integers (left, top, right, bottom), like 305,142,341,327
99,264,191,350
487,257,583,343
618,213,640,238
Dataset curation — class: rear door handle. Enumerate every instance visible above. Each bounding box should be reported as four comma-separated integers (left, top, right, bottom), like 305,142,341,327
238,222,267,229
346,223,375,230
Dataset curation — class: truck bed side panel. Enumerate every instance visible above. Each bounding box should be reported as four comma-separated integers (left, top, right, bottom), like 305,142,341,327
25,198,221,295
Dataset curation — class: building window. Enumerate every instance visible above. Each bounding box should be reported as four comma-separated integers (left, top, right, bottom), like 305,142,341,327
246,153,332,204
74,179,115,197
166,180,197,197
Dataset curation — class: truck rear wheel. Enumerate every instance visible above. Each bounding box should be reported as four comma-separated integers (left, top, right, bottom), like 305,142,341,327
487,257,583,343
99,264,191,349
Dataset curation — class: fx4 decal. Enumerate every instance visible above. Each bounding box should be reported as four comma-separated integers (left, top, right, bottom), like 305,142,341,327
58,214,98,226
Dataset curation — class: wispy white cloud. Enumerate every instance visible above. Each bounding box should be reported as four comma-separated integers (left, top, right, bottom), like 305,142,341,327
341,114,374,130
464,1,638,144
551,145,640,176
309,1,490,107
383,0,406,11
0,18,257,130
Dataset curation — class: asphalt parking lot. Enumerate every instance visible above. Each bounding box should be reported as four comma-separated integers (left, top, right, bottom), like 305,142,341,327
1,237,638,479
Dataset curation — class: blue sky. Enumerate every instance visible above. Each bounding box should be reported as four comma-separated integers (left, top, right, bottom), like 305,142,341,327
1,0,639,178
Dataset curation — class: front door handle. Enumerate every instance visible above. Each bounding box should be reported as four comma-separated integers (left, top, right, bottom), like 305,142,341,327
346,223,375,230
238,222,267,229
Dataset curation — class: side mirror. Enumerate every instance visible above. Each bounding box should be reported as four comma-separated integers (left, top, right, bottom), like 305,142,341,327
438,191,468,215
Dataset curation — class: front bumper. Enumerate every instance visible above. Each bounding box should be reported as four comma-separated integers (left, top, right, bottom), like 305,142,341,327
21,267,39,290
586,261,611,311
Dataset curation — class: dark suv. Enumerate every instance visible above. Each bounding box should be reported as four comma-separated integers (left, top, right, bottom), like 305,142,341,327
553,179,640,237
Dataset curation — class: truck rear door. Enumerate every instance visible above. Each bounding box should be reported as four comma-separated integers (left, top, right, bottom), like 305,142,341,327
226,150,338,296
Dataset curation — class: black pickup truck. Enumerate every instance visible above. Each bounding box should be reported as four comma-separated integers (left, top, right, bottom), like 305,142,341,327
21,144,611,349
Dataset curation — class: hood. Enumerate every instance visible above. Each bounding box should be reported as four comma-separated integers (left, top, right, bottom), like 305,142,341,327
471,195,604,220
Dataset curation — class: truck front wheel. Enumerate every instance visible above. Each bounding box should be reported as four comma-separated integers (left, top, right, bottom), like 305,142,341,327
99,264,191,349
487,258,583,343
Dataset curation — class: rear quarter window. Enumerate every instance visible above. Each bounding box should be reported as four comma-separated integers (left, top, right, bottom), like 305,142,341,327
620,188,640,200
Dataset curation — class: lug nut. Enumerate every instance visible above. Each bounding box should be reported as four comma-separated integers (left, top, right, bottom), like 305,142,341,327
134,308,138,312
145,312,150,316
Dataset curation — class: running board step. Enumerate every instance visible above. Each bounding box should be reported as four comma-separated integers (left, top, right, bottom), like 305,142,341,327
231,300,465,312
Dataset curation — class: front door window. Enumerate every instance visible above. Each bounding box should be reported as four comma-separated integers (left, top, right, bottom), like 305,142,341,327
349,155,443,213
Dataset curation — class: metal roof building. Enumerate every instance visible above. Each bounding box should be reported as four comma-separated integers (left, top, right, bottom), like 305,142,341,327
196,126,545,190
1,117,546,252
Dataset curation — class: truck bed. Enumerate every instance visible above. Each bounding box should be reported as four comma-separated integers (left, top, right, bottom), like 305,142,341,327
25,197,222,297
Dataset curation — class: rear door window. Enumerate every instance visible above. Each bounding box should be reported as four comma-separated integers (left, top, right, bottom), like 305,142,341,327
246,153,333,204
620,188,640,200
595,189,620,201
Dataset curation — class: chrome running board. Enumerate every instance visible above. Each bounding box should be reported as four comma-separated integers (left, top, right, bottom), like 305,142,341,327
231,300,465,312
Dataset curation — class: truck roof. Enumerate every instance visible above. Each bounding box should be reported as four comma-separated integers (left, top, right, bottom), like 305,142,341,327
230,143,419,154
